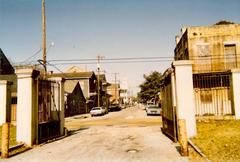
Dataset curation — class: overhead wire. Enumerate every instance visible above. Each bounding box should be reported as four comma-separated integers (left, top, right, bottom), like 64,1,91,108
48,56,173,62
21,48,42,64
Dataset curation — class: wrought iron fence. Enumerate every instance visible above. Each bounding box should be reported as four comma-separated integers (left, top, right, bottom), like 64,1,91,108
161,71,178,142
193,72,233,116
38,79,61,143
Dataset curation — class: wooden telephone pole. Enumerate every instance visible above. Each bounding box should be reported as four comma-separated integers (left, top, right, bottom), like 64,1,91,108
97,55,104,107
114,73,119,104
42,0,47,73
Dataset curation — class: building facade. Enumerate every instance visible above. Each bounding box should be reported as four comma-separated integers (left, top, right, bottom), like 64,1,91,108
174,21,240,117
65,82,86,117
175,21,240,73
107,83,120,105
50,71,98,114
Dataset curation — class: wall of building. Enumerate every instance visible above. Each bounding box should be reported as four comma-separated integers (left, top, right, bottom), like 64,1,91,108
65,83,86,117
175,24,240,73
80,79,90,98
107,84,120,104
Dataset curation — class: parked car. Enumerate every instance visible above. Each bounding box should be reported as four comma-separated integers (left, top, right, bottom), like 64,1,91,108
146,105,161,115
102,106,108,114
108,104,121,112
120,104,126,109
90,107,106,116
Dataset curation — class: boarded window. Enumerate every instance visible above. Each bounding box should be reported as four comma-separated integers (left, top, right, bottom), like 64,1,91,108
200,91,212,103
195,44,211,72
224,44,236,69
197,44,210,57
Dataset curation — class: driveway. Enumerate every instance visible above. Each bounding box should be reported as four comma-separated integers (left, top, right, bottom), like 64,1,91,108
4,105,188,162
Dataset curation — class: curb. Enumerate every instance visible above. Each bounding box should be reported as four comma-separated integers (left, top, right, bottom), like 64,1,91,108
188,139,211,162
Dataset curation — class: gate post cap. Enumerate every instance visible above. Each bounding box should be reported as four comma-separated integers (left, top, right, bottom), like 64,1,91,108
0,80,13,85
172,60,193,66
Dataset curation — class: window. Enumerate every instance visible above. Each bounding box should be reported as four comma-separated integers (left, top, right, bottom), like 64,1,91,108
197,44,210,57
224,44,237,69
195,43,211,72
200,91,212,103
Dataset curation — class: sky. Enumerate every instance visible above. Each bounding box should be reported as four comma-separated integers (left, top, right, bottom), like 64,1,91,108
0,0,240,95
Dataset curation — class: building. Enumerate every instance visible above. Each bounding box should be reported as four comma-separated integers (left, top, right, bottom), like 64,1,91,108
96,74,111,108
119,89,128,104
107,83,120,105
64,81,86,117
0,48,14,75
174,20,240,73
50,69,100,114
174,21,240,117
0,49,17,122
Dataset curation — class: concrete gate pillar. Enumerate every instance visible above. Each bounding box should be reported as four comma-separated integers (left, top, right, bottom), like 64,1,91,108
173,60,196,137
231,69,240,119
15,68,40,146
0,81,12,125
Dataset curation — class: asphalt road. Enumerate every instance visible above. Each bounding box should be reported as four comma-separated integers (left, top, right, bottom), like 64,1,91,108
4,105,188,162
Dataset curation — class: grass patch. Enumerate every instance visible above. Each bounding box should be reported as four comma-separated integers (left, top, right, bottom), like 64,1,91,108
191,120,240,161
0,124,18,147
188,146,205,162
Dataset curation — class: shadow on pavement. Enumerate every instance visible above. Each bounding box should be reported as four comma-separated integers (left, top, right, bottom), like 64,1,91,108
67,127,89,136
175,146,182,155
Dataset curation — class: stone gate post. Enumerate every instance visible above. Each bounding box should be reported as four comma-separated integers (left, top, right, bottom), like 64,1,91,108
173,60,196,137
0,81,12,125
231,69,240,119
15,68,40,146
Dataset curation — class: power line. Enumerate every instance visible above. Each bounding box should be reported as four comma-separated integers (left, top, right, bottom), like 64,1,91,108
48,56,173,62
21,48,42,64
49,60,173,65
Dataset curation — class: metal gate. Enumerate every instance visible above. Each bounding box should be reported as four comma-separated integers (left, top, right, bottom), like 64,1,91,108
193,72,233,116
161,69,178,142
38,79,61,143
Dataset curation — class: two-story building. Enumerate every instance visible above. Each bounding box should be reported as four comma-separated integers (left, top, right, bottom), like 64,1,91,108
96,74,111,108
174,21,240,116
50,69,98,116
107,83,120,105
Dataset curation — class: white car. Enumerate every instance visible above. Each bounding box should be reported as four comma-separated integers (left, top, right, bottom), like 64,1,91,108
90,107,106,116
146,105,161,115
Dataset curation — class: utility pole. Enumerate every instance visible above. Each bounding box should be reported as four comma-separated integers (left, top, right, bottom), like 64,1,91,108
97,55,104,107
113,73,119,104
42,0,47,74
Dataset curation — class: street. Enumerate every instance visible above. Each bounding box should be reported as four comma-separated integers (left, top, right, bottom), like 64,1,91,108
4,106,187,162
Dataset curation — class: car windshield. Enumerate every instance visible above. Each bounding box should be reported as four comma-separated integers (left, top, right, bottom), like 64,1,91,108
148,105,159,109
92,107,101,110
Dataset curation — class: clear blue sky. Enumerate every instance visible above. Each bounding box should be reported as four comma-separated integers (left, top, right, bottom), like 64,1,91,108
1,0,240,95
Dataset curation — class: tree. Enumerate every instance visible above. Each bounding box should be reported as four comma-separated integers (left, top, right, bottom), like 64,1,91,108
138,71,162,103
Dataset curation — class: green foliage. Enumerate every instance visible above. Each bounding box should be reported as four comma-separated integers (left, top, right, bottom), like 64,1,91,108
138,71,162,103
